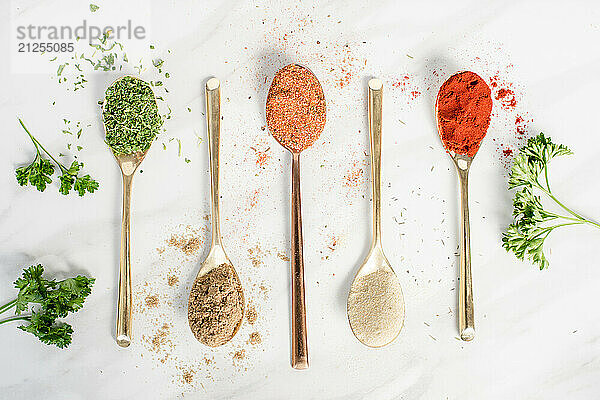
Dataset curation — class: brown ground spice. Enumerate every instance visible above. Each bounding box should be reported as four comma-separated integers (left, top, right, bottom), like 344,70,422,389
151,323,170,352
167,235,201,256
182,371,193,384
167,275,179,287
232,349,246,361
145,295,159,308
188,263,244,347
246,303,258,325
248,332,262,345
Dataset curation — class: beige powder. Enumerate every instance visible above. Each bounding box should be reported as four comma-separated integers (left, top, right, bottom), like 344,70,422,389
347,268,405,347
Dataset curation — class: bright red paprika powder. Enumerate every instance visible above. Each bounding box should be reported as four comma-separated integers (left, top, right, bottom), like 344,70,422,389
436,71,492,157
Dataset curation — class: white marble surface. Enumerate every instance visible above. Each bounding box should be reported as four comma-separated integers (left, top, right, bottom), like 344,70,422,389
1,0,600,399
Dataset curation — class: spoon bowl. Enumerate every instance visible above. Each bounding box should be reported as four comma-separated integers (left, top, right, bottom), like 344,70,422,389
347,79,405,347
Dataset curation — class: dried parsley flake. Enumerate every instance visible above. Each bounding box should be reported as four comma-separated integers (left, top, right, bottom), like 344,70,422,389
102,76,162,154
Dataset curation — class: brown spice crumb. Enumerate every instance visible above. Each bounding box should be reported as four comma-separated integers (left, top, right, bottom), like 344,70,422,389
167,235,201,256
151,323,170,352
277,251,290,261
167,275,179,287
248,332,262,345
145,295,159,308
182,371,194,384
248,246,264,268
188,263,244,347
232,349,246,361
246,303,258,324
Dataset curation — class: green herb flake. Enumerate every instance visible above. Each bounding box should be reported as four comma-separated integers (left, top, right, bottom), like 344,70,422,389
152,59,164,69
102,76,163,154
90,3,100,12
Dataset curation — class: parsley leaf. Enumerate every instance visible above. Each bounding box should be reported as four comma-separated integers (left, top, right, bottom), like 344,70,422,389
502,133,600,269
1,265,95,348
16,119,100,196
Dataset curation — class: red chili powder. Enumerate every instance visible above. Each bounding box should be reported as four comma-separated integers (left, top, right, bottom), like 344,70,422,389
436,71,493,157
266,64,326,153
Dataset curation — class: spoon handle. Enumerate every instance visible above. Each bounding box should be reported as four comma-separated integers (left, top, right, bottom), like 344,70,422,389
457,166,475,341
116,173,133,347
206,78,222,246
291,152,308,369
368,79,383,247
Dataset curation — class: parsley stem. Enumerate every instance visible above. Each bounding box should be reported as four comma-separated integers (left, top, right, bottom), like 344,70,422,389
18,119,68,173
544,164,552,193
535,182,586,221
530,222,585,241
0,315,30,326
0,299,17,315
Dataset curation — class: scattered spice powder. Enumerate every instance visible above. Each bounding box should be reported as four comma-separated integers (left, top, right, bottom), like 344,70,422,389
167,235,201,256
232,349,246,361
246,303,258,325
436,71,493,157
167,275,179,287
495,87,517,110
344,162,364,187
145,295,159,308
266,64,326,153
182,371,194,384
150,323,170,353
392,74,422,104
490,74,518,111
253,147,271,167
248,246,265,268
188,263,244,347
248,332,262,345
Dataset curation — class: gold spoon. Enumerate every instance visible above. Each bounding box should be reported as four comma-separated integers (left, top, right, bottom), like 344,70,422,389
187,78,245,346
103,76,156,348
435,71,491,342
266,64,326,369
347,79,405,347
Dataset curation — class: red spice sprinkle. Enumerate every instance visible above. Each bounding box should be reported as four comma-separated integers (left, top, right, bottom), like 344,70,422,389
502,148,513,156
436,71,493,157
266,64,326,153
494,87,517,109
253,147,271,167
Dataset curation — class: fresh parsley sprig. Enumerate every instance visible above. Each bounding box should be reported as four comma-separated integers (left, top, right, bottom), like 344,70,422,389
0,265,95,348
15,119,99,196
502,133,600,269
